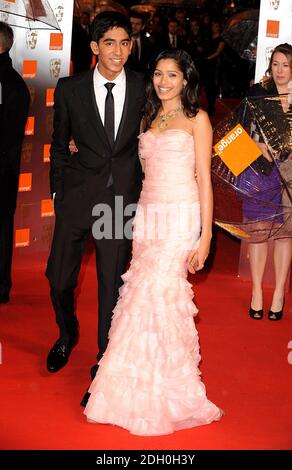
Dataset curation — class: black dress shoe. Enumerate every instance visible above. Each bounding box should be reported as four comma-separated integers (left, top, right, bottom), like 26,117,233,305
80,363,99,407
47,334,79,373
0,293,10,304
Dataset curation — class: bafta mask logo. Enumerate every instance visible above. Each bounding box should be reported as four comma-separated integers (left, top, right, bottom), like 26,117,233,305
270,0,280,9
55,3,64,23
265,46,274,67
21,143,33,164
49,58,61,79
26,30,38,50
0,5,9,23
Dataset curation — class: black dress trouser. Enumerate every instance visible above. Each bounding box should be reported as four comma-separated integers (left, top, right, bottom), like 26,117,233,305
46,184,132,359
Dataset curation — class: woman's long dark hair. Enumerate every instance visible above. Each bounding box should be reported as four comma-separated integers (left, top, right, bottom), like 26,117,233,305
143,49,200,131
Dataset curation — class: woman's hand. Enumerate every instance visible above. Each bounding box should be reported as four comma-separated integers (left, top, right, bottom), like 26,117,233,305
187,237,211,274
69,139,78,154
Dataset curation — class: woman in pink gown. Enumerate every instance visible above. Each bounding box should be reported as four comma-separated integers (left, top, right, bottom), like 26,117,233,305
84,49,222,435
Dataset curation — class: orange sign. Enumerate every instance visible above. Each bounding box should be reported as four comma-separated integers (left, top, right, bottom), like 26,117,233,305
46,88,55,107
25,117,35,136
22,60,37,79
18,173,32,192
266,20,280,38
43,144,51,163
49,33,63,50
15,229,30,248
41,199,54,217
213,124,262,176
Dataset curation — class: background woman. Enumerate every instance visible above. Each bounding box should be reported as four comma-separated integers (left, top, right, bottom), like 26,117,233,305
248,43,292,321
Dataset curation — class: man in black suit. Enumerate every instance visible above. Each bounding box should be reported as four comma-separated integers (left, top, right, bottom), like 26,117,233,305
0,22,30,304
161,19,186,51
46,12,145,380
127,11,153,73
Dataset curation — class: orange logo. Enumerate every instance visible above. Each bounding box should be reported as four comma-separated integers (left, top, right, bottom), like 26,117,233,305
5,0,16,3
43,144,51,163
266,20,280,38
18,173,32,192
213,123,262,176
46,88,55,107
41,199,54,217
49,33,63,50
25,117,35,136
22,60,37,79
15,229,30,248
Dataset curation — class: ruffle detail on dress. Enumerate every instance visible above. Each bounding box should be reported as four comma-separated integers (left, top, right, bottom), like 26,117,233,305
85,373,221,436
84,255,221,436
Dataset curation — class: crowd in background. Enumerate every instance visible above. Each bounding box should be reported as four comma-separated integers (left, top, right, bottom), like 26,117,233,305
71,4,255,115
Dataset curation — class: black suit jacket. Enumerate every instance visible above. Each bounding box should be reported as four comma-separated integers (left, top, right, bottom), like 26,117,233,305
127,34,154,72
50,68,145,208
160,34,186,51
0,52,30,214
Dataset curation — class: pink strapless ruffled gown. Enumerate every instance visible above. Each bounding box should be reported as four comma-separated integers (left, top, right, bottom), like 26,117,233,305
84,130,222,435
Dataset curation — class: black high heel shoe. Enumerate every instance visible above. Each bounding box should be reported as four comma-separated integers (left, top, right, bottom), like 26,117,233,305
268,299,284,321
249,307,264,320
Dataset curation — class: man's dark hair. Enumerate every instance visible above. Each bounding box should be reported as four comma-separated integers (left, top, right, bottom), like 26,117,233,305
0,21,14,52
168,18,178,25
129,11,146,25
91,11,132,43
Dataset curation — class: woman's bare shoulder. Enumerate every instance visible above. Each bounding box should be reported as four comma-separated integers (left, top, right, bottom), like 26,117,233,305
191,108,212,131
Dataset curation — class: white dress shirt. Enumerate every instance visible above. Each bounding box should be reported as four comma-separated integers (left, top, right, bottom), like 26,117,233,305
169,33,177,48
93,66,126,140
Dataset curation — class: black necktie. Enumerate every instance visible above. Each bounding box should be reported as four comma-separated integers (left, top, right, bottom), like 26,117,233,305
104,82,115,147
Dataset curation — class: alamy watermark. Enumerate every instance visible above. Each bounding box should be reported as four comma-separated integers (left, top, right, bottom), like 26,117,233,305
91,196,200,244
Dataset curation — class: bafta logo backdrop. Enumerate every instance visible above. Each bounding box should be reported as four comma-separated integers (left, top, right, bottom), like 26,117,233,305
54,3,64,22
269,0,280,9
5,0,75,254
26,30,38,50
49,58,61,79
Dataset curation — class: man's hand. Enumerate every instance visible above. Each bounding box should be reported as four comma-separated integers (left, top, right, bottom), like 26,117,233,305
69,139,78,154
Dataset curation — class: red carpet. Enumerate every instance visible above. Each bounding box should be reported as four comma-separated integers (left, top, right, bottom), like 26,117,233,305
0,230,291,450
